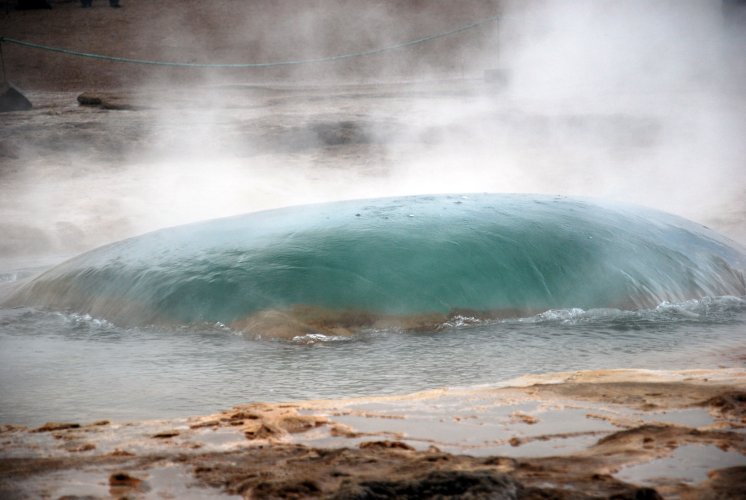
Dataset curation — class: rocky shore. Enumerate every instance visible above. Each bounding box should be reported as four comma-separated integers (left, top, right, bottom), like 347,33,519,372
2,369,745,498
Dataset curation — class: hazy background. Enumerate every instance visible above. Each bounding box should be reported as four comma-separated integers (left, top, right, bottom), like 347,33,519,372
1,0,744,266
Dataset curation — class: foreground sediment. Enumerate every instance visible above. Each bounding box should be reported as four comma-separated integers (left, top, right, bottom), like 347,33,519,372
2,368,745,499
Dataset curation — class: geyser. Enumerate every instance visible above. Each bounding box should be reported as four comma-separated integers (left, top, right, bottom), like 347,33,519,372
7,194,745,337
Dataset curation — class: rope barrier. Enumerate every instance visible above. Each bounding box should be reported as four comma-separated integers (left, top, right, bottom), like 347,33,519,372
0,14,499,69
0,41,6,84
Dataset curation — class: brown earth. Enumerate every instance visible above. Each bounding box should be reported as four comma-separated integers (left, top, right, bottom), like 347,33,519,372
2,369,745,498
0,0,501,91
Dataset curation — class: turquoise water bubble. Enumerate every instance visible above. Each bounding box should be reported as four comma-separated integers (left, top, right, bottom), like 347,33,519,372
7,194,745,332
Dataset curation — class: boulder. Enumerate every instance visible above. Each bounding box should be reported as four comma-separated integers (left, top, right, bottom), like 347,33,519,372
0,84,32,112
77,93,103,106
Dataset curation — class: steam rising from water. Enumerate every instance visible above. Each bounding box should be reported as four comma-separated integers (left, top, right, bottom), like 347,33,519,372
1,0,744,264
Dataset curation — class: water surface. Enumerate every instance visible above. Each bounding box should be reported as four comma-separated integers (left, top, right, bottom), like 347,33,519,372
1,296,743,426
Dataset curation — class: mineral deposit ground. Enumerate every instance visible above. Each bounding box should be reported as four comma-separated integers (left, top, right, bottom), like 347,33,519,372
2,369,746,498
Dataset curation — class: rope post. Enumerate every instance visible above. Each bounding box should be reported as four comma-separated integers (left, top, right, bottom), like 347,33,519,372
0,36,32,111
0,37,7,86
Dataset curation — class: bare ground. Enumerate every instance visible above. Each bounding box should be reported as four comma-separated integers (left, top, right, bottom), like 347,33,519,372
2,369,745,498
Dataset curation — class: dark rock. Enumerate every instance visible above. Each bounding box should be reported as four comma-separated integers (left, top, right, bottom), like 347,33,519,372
33,422,80,432
152,430,180,439
251,479,321,498
334,470,521,500
109,471,149,494
109,472,142,487
359,440,415,451
77,93,102,106
77,93,142,110
0,85,32,112
608,487,663,500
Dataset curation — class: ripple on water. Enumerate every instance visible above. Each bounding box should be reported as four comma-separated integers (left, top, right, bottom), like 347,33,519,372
0,295,744,425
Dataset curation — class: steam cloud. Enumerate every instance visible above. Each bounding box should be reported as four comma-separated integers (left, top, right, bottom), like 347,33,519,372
1,0,744,267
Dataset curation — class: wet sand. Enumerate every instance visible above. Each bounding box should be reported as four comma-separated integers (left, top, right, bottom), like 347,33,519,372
2,368,745,498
